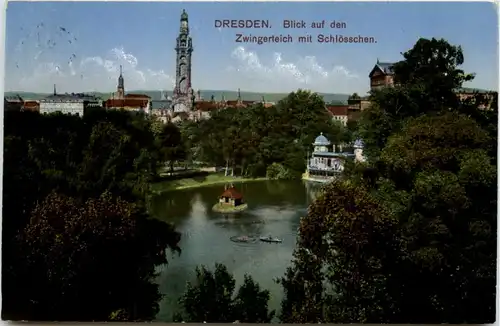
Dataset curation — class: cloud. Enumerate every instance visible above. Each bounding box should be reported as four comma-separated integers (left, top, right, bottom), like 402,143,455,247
228,46,359,93
9,47,175,93
7,43,361,94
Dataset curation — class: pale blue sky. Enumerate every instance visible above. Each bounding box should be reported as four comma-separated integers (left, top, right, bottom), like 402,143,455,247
5,1,498,94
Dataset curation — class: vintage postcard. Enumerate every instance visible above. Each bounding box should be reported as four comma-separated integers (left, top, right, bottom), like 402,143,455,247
2,1,497,323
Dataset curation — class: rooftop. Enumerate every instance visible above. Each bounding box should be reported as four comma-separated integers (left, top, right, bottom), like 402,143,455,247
312,152,354,158
326,105,349,116
220,186,243,199
5,95,23,102
313,133,331,146
106,98,149,108
44,93,101,101
354,139,365,149
125,93,151,99
369,61,395,78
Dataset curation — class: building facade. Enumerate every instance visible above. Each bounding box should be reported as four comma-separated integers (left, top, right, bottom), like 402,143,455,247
369,60,395,91
4,95,23,112
172,10,194,113
39,85,102,116
367,61,496,109
105,67,152,113
22,100,40,112
303,133,353,183
326,105,349,126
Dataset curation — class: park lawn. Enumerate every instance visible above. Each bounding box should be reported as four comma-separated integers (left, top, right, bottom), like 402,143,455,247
150,173,267,194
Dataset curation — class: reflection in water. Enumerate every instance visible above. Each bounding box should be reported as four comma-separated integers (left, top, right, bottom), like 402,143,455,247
150,180,322,321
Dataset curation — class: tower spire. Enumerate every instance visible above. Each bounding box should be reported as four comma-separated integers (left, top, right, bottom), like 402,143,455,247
237,88,241,101
117,65,124,97
53,84,57,95
180,9,189,34
173,9,194,112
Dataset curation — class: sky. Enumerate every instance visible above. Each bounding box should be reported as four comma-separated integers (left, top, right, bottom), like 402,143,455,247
4,1,498,95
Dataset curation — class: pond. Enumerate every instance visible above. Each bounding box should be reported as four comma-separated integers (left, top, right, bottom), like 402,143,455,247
150,179,323,321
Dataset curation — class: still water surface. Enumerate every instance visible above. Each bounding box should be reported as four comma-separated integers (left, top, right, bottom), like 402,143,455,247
150,180,322,321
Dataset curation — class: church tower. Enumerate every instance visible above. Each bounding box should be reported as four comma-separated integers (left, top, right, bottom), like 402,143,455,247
172,9,194,112
116,65,125,99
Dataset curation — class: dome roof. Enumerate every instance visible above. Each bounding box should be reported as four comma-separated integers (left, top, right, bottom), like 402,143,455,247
313,133,331,146
353,139,364,148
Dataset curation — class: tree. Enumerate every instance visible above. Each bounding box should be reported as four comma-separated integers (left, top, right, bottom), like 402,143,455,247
191,90,348,178
232,275,276,323
157,122,186,173
278,181,400,323
177,263,274,323
281,112,496,323
280,37,497,323
266,162,295,180
2,110,182,321
378,113,496,322
358,38,476,160
13,192,181,321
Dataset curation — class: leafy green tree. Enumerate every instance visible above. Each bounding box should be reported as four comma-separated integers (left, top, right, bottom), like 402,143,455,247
2,110,182,321
191,90,347,178
232,275,276,323
377,113,496,322
157,122,186,173
178,264,235,322
280,37,497,324
279,181,399,323
266,162,295,180
177,263,274,323
13,192,180,321
281,112,496,323
358,37,476,160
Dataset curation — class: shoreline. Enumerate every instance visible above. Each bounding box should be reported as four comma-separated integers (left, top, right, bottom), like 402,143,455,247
150,175,268,194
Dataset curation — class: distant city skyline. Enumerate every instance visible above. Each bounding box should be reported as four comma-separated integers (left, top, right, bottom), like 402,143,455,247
5,2,498,94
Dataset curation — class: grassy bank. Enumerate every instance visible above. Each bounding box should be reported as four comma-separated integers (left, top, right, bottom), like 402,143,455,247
150,172,268,194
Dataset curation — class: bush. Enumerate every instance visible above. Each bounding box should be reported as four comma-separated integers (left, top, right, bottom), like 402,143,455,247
177,263,275,323
266,163,296,180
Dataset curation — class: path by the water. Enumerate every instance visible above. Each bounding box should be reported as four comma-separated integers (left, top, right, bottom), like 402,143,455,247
150,172,267,194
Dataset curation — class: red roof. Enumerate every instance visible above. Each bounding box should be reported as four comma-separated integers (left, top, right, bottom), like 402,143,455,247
220,187,243,199
105,98,149,108
225,100,239,107
326,105,348,116
225,100,255,108
23,101,40,111
195,101,220,111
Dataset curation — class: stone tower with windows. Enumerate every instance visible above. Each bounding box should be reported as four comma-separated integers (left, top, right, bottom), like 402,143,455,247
172,9,194,112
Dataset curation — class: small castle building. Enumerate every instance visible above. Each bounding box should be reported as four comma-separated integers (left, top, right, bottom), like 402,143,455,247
303,133,355,183
219,186,244,207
